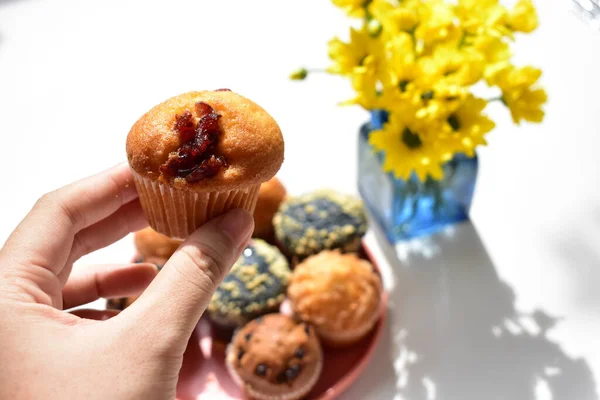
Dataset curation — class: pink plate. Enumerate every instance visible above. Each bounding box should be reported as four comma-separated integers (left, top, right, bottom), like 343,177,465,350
128,243,387,400
173,243,388,400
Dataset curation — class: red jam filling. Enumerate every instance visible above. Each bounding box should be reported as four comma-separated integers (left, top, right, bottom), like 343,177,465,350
160,102,228,182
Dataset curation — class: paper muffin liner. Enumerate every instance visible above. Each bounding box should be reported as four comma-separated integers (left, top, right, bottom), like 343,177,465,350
131,171,261,239
314,304,382,347
225,341,323,400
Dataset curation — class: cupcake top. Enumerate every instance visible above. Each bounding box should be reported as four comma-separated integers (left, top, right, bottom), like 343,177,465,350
134,227,182,260
287,251,382,333
273,189,368,258
126,90,284,192
253,177,287,239
229,314,322,390
208,239,291,326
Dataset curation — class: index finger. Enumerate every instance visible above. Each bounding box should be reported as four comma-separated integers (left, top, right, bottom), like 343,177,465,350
1,163,139,273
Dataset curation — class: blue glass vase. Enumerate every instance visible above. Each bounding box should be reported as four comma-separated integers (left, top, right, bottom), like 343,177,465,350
358,110,478,243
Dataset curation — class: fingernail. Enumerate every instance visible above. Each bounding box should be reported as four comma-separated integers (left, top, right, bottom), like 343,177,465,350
218,209,255,247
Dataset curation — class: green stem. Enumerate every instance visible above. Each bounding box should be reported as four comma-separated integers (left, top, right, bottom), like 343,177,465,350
406,179,421,220
306,68,327,74
458,32,469,49
444,159,458,186
430,179,445,214
487,96,504,102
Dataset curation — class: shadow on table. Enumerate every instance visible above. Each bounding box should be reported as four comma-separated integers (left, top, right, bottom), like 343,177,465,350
354,221,597,400
0,0,32,5
551,210,600,313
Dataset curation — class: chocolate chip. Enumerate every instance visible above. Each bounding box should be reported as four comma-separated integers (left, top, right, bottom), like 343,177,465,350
276,372,286,383
304,325,310,335
237,350,245,361
285,364,301,381
245,333,252,341
294,348,304,359
255,364,267,376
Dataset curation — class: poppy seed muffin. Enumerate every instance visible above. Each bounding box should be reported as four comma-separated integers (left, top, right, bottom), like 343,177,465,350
273,189,367,263
208,239,291,328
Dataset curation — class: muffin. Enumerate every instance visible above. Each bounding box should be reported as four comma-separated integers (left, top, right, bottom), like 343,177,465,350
106,295,139,311
106,257,166,311
253,177,287,240
273,189,368,263
126,89,285,239
134,227,182,260
287,251,382,347
208,239,291,328
226,314,323,400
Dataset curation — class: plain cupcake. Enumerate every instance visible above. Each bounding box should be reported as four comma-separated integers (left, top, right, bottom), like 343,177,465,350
226,314,323,400
208,239,291,328
273,189,367,263
287,250,382,347
126,89,284,239
134,227,182,260
253,177,287,240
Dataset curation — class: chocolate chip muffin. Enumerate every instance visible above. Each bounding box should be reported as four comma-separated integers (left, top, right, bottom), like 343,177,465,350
226,314,323,400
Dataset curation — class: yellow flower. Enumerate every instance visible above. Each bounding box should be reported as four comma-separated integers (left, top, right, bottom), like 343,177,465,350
369,0,419,36
507,0,538,33
332,0,370,18
419,45,484,87
380,32,417,89
414,82,468,122
415,0,459,45
344,66,381,109
327,27,383,76
493,66,547,124
471,35,511,83
415,0,461,45
455,0,511,38
369,108,448,181
441,96,495,156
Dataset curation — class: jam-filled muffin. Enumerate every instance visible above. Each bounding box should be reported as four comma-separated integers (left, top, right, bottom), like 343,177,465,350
273,189,367,263
126,89,285,239
287,251,382,347
134,227,182,260
208,239,291,328
226,314,323,400
253,177,287,240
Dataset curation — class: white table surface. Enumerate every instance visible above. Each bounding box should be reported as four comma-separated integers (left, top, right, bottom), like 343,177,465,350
1,1,600,399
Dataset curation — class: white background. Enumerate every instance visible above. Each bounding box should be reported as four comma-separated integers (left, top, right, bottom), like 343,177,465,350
1,1,600,399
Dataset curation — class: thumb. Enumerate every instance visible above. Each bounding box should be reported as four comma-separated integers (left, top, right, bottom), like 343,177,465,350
120,208,254,351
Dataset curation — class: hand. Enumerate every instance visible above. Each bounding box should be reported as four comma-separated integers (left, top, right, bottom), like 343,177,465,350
0,163,254,400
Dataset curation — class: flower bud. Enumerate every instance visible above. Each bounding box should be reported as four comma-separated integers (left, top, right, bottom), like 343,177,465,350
289,68,308,80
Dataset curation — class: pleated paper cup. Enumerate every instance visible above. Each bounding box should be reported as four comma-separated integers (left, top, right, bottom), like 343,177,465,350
225,342,323,400
132,171,261,239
